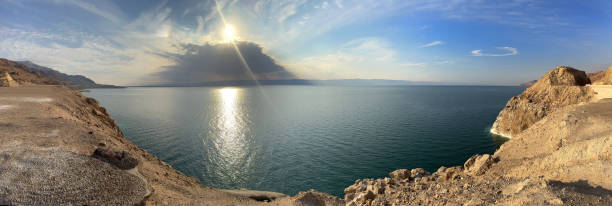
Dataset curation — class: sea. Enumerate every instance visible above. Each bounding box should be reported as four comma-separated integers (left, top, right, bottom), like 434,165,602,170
85,85,524,197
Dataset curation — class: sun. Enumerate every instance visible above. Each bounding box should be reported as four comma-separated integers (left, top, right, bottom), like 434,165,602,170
223,24,236,42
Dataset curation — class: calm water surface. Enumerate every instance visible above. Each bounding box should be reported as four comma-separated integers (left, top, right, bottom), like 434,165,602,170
85,85,523,196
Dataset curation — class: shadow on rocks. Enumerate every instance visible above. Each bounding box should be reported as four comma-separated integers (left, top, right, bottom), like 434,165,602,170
91,148,139,170
548,180,612,197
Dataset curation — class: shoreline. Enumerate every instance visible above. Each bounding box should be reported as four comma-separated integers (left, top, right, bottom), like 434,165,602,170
488,127,511,139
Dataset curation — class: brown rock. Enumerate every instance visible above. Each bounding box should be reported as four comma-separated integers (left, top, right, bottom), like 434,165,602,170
91,148,139,170
464,154,494,176
410,168,430,179
0,72,20,87
435,166,463,181
389,169,411,181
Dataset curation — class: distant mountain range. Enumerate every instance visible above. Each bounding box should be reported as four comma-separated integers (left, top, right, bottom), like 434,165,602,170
18,61,123,89
138,79,428,87
519,80,537,87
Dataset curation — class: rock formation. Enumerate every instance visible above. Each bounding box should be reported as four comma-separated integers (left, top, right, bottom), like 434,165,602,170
490,66,594,137
0,72,19,87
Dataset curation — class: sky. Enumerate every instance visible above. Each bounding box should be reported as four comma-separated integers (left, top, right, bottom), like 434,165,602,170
1,0,611,85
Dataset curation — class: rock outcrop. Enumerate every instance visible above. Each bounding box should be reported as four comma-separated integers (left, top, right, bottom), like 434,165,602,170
0,72,19,87
490,66,594,137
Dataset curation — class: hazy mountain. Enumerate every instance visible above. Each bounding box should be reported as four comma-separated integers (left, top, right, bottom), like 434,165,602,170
519,80,537,87
139,79,419,87
19,61,123,89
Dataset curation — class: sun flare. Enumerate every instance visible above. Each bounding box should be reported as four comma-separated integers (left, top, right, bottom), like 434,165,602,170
223,24,236,42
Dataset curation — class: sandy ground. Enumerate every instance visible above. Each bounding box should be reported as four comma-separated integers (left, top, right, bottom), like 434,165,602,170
588,85,612,100
0,86,342,205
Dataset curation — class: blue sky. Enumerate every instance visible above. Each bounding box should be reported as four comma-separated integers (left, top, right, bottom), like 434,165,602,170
1,0,611,85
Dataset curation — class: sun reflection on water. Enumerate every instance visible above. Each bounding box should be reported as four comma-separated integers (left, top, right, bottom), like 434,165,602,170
204,87,254,186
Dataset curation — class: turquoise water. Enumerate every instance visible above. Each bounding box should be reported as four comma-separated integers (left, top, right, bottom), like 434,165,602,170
85,86,523,197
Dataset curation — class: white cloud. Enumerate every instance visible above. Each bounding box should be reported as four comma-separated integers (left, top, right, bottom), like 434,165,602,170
51,0,124,23
400,62,427,67
0,0,573,84
287,37,436,80
322,1,329,9
471,47,518,56
419,40,443,48
335,0,344,8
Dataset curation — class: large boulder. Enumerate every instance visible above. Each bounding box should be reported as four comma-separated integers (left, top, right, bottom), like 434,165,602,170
91,148,139,170
464,154,495,176
491,66,594,137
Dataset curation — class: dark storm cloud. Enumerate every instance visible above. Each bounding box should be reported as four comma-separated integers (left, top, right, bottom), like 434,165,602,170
156,41,294,83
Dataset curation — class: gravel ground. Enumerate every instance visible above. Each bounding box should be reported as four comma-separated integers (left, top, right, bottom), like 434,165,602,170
0,145,148,205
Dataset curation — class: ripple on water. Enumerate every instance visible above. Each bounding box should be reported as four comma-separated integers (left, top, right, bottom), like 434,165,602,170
85,86,524,197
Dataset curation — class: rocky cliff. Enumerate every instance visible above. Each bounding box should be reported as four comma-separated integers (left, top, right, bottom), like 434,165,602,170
490,66,594,138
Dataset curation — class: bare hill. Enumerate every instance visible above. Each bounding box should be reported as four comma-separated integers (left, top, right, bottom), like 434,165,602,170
18,60,123,89
0,58,59,86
